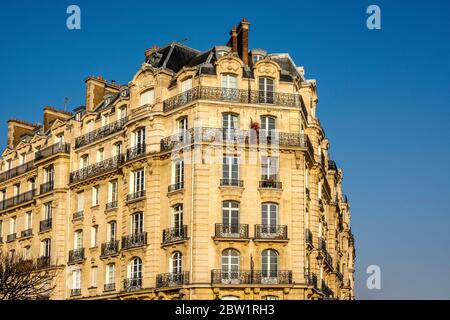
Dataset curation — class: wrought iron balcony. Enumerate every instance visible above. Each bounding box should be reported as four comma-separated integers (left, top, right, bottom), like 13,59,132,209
70,289,81,297
321,280,334,297
7,233,16,242
121,232,147,250
162,226,188,244
254,225,288,240
305,228,313,247
123,278,142,292
35,142,70,161
104,283,115,292
211,270,292,285
0,160,35,183
305,273,318,288
37,256,51,269
214,224,249,239
156,272,189,289
0,189,36,211
21,228,33,238
126,190,145,202
168,182,184,193
163,86,308,120
324,251,333,269
68,248,85,263
75,116,128,149
70,155,124,184
101,241,119,257
105,201,118,210
318,237,327,251
126,143,146,162
220,178,244,187
72,211,84,221
40,180,54,194
39,219,52,232
259,180,282,189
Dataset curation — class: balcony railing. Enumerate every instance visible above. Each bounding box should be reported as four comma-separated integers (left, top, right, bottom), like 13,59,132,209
259,180,282,189
321,280,334,297
70,289,81,297
214,224,249,239
70,155,124,184
7,233,16,242
220,178,243,187
122,232,147,250
105,201,118,210
211,270,292,285
254,225,288,240
126,190,145,202
37,256,51,269
163,86,308,119
318,237,327,251
72,211,84,221
168,182,184,193
40,181,54,194
156,272,189,289
101,241,119,257
75,117,128,149
68,248,85,263
21,228,33,238
126,144,146,162
39,219,52,232
162,226,188,244
305,273,318,288
0,160,35,183
104,283,115,292
123,278,142,292
35,142,70,161
0,189,36,211
305,228,313,247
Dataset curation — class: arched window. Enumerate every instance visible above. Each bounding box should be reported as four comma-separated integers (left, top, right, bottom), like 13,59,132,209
221,201,240,236
170,252,182,274
127,257,143,291
172,205,183,230
221,249,240,284
221,74,238,101
261,249,278,280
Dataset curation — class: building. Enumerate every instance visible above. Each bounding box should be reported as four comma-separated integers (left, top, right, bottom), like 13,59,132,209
0,19,355,300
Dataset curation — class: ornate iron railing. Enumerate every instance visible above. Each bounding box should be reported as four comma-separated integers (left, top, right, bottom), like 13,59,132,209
162,226,188,244
259,180,282,189
305,228,313,247
163,86,308,118
21,228,33,238
104,283,115,292
211,270,292,285
321,280,334,297
69,248,85,263
318,237,327,251
39,219,52,232
35,142,70,161
123,278,142,292
168,182,184,193
0,160,35,183
220,179,243,187
214,224,249,239
70,289,81,297
101,241,119,257
0,189,36,211
156,272,189,289
72,211,84,221
126,144,146,162
37,256,51,269
121,232,147,250
70,155,124,184
305,273,318,288
7,233,16,242
40,181,54,194
105,201,118,210
75,117,128,149
254,225,288,240
126,190,145,202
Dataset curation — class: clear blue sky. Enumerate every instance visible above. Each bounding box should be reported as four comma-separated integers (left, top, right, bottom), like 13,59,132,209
0,0,449,299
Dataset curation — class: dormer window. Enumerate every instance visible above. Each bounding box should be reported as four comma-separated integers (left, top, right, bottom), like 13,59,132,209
75,112,82,121
181,78,192,93
217,51,228,58
140,89,154,107
252,55,264,64
105,97,111,106
120,89,129,97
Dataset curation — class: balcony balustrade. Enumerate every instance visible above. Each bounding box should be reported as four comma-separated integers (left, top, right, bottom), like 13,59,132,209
211,270,292,285
156,272,189,289
214,224,249,239
7,233,16,242
75,117,128,149
40,181,54,194
70,289,81,297
104,283,115,292
126,190,145,202
68,248,85,263
259,180,282,189
70,155,124,184
162,226,188,244
0,160,35,183
126,144,146,162
72,211,84,221
121,232,147,250
0,189,36,211
168,182,184,193
21,228,33,238
123,278,142,292
220,178,243,187
101,241,119,257
39,219,52,232
35,142,70,161
254,225,288,240
105,201,118,210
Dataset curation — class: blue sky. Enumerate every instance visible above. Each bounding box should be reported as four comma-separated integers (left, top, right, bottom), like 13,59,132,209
0,0,449,299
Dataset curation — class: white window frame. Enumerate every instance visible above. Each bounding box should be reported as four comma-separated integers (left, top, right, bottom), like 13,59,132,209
140,89,154,107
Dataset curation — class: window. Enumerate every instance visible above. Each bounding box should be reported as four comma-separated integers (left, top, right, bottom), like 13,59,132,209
41,239,51,257
107,221,117,242
261,203,278,227
0,220,2,239
92,186,99,206
74,230,83,250
90,267,98,288
28,178,35,191
0,189,5,201
91,226,98,248
221,249,240,283
171,159,184,189
261,295,279,300
108,180,118,204
261,156,279,181
170,252,182,274
25,211,32,230
131,212,144,234
72,269,81,290
106,263,116,285
181,78,192,93
80,155,89,169
19,153,26,165
177,117,188,142
140,89,154,106
221,74,238,89
131,169,145,194
113,143,122,157
222,113,239,139
13,184,20,196
10,216,16,234
262,249,278,279
260,116,276,138
130,257,142,280
222,201,239,234
133,128,146,150
97,148,104,162
75,112,82,121
87,120,94,133
222,156,239,184
252,54,264,64
43,202,52,220
172,205,183,230
258,77,274,104
23,246,31,260
101,114,109,127
119,106,127,119
77,192,84,213
44,165,54,183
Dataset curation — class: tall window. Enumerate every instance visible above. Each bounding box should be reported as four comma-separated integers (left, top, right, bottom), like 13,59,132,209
260,116,276,138
133,128,146,153
72,269,81,290
172,205,183,230
0,220,2,239
262,249,278,279
43,202,52,220
23,246,31,260
13,184,20,196
140,89,154,106
10,216,16,234
77,192,84,213
90,226,98,248
170,252,182,274
41,239,51,257
108,180,118,204
181,78,192,92
44,165,54,183
97,148,104,162
222,113,239,140
113,143,122,157
261,203,278,227
119,106,127,119
92,186,99,206
106,263,116,285
222,156,239,185
131,212,144,235
90,267,98,288
221,74,237,100
28,178,35,191
177,117,188,142
221,249,240,283
101,114,109,127
130,257,142,280
171,159,184,189
25,211,32,230
222,201,239,234
261,156,279,181
19,153,26,165
74,230,83,250
80,155,89,169
107,221,117,242
87,120,94,133
258,77,274,104
131,169,145,194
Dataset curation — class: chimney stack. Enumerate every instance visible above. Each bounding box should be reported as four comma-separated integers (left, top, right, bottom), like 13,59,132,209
227,25,238,52
227,18,250,65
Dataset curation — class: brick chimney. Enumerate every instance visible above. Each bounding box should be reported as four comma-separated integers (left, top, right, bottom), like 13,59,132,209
226,18,250,65
227,25,238,52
